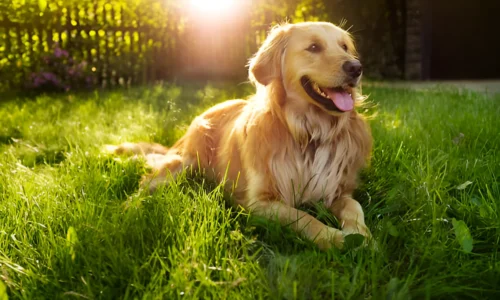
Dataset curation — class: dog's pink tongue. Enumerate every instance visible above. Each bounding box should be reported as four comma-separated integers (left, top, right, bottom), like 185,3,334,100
324,88,354,111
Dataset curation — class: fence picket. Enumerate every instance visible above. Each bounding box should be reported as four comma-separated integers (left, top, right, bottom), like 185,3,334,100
1,1,275,90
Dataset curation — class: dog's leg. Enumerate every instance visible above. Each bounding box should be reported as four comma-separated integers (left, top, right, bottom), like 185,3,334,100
140,153,193,193
248,200,344,250
329,196,371,241
106,142,193,193
105,142,169,156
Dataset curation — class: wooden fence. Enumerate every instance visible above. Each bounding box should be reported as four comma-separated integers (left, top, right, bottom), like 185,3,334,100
0,1,278,91
0,0,411,91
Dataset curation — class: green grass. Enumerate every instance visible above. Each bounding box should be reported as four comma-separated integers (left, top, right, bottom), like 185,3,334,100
0,82,499,299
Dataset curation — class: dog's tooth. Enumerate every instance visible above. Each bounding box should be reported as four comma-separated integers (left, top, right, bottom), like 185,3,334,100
314,85,322,94
312,82,331,99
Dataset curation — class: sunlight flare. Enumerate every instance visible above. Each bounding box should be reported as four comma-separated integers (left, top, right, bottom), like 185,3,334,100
189,0,238,15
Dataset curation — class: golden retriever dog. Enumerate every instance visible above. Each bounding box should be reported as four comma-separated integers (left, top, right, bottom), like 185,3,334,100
108,21,372,250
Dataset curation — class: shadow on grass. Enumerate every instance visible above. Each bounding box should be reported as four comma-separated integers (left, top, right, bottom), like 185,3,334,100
19,147,67,166
0,128,23,145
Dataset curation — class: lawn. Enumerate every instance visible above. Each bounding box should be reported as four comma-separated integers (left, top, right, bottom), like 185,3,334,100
0,82,499,299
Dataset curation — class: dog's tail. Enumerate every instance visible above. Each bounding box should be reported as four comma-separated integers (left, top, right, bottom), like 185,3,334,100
104,142,169,157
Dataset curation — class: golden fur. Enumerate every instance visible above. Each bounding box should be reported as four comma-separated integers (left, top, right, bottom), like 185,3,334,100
108,22,373,250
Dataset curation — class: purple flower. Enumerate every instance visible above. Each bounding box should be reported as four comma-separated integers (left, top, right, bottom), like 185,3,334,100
41,72,56,81
33,76,44,87
39,72,62,87
54,47,68,58
54,48,63,58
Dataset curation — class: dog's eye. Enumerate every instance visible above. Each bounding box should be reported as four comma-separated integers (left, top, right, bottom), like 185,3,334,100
341,44,348,52
306,43,322,53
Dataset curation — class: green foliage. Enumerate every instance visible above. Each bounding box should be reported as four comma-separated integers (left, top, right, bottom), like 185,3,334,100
452,218,473,253
0,83,499,298
38,0,47,12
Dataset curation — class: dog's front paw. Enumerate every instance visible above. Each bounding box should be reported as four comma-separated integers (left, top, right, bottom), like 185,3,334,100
315,226,344,250
139,174,167,194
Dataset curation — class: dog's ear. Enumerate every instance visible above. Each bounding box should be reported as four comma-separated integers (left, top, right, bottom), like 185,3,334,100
248,24,291,86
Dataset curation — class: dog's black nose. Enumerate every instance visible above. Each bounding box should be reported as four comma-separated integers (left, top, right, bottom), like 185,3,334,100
342,60,363,78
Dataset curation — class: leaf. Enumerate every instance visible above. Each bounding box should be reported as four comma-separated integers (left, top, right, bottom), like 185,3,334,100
470,196,481,206
479,206,490,218
38,0,47,12
456,181,473,190
343,233,365,249
0,279,8,300
452,218,473,253
66,226,79,261
387,221,399,237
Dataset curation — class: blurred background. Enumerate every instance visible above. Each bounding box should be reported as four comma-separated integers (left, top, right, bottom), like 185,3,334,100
1,0,499,93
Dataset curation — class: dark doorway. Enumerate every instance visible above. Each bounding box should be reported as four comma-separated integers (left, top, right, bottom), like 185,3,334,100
428,0,500,79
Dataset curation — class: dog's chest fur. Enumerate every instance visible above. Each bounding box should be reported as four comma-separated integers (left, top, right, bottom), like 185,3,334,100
269,111,363,207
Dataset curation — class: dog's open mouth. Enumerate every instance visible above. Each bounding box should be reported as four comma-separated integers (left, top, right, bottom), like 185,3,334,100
300,76,354,112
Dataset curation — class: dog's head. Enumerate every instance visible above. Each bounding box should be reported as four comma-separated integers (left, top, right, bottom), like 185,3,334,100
249,22,362,115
